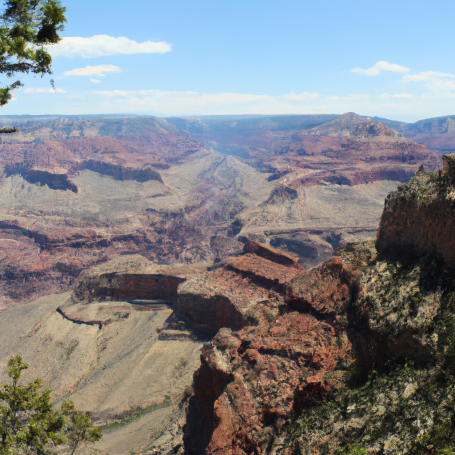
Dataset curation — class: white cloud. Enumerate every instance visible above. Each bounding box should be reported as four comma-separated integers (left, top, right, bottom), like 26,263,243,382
92,90,129,97
401,70,455,95
24,87,67,94
81,89,378,117
283,91,320,100
64,65,122,77
377,93,416,99
92,90,273,105
326,94,370,100
402,71,455,82
49,35,172,58
351,61,410,76
90,79,101,84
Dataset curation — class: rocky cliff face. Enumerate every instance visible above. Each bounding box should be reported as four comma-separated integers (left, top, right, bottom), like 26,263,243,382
81,160,164,183
72,255,205,305
179,155,455,455
179,241,354,454
377,154,455,267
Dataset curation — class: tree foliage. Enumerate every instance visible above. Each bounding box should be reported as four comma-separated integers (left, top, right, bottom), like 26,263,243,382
0,0,67,107
0,356,101,454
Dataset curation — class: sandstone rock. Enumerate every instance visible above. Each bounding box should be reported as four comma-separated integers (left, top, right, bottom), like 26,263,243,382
176,241,305,336
184,293,353,454
239,238,303,269
229,253,303,291
182,245,356,453
376,155,455,268
286,256,351,324
81,159,163,183
175,268,265,336
265,185,298,204
73,255,205,304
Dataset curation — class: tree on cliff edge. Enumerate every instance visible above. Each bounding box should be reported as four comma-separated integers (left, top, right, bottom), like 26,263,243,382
0,356,101,454
0,0,67,132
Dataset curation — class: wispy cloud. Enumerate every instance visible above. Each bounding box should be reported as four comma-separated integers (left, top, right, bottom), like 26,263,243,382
64,65,122,77
92,90,129,97
90,79,102,84
24,87,67,94
92,90,321,106
401,71,455,95
81,89,376,117
283,91,320,100
377,93,416,99
326,94,370,100
351,61,409,77
49,35,172,58
402,71,455,82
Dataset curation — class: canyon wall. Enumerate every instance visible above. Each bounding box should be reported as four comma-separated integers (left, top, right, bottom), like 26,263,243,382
180,155,455,454
377,154,455,267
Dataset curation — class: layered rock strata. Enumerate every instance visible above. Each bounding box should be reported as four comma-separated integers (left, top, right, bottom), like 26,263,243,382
175,243,302,336
179,156,455,455
182,243,354,454
0,113,441,308
72,255,205,304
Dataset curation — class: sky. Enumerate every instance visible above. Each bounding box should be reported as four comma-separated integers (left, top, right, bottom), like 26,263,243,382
2,0,455,122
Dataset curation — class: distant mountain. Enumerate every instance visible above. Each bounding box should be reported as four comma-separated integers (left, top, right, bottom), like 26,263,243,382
307,112,400,137
0,113,139,126
401,115,455,156
166,114,339,133
405,114,455,134
367,115,408,132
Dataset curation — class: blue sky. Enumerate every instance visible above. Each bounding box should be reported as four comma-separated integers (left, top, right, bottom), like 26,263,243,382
3,0,455,121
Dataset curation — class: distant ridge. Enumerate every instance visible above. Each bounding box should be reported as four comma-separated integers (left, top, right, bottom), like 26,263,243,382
0,113,139,125
307,112,400,138
165,114,339,133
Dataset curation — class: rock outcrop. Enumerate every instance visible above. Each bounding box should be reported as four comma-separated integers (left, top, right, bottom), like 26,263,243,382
81,160,164,183
181,155,455,455
73,255,205,304
25,168,79,192
175,242,303,336
377,155,455,267
182,242,354,454
239,238,303,269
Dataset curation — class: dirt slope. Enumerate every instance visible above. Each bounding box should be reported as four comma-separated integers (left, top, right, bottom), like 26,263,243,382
0,269,202,454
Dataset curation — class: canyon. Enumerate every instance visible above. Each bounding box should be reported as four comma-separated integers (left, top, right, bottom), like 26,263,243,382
0,111,453,454
0,112,439,307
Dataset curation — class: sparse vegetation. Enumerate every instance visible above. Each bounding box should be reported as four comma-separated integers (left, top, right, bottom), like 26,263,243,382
0,0,67,107
0,355,101,454
99,396,172,434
